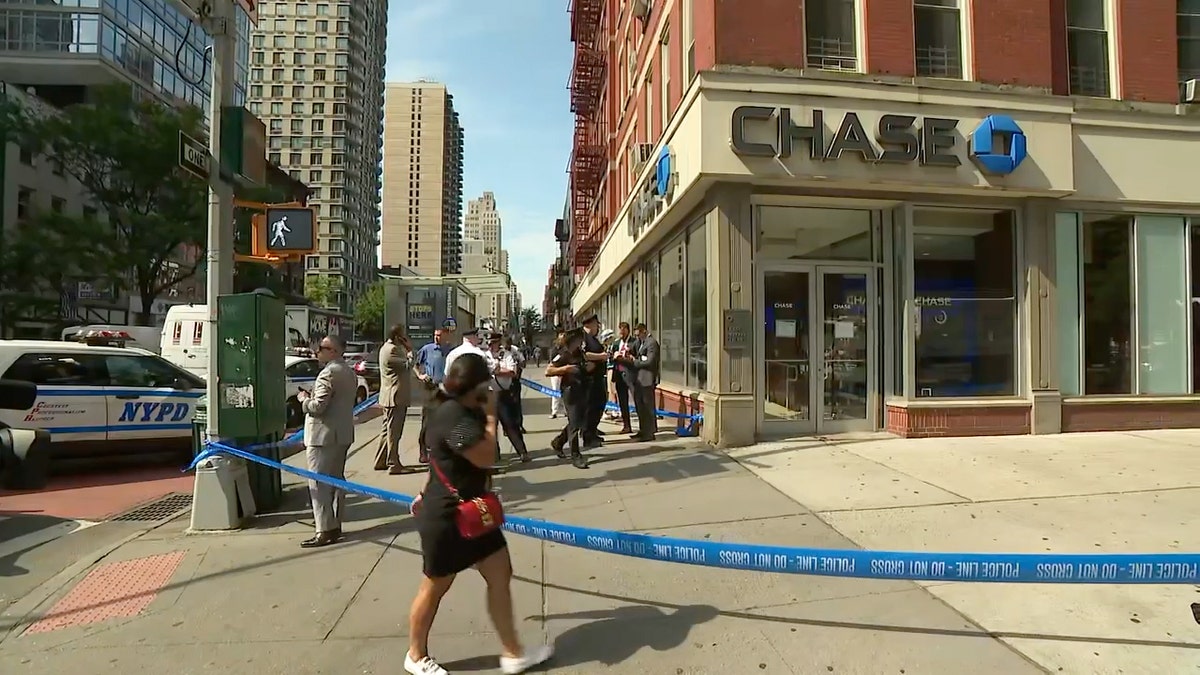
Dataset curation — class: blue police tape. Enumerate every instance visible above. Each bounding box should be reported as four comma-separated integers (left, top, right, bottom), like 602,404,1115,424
185,392,380,466
520,378,702,437
192,437,1200,585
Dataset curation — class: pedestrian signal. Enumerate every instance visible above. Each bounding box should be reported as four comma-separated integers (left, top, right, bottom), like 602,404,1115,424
260,206,316,256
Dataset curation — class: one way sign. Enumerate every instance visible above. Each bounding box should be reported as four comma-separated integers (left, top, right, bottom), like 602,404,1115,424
178,131,210,180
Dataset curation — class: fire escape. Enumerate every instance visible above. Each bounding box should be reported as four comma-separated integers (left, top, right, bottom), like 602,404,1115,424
568,0,605,270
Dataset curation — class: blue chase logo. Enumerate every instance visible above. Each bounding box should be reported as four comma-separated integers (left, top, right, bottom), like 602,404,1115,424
969,114,1027,176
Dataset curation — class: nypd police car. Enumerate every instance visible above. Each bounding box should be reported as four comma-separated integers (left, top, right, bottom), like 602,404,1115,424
0,340,203,464
284,355,370,429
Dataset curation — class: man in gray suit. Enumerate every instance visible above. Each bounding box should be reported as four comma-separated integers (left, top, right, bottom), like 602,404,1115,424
627,322,660,442
297,334,358,548
374,324,415,475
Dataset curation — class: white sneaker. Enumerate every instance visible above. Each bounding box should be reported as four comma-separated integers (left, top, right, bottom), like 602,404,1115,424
404,652,449,675
499,643,553,674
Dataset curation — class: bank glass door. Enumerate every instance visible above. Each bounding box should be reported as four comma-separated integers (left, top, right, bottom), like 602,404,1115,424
760,265,876,434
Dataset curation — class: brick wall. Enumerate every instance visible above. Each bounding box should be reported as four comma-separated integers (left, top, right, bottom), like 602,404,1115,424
1115,0,1179,103
710,0,804,69
863,0,915,77
1062,401,1200,433
885,405,1030,438
970,0,1054,88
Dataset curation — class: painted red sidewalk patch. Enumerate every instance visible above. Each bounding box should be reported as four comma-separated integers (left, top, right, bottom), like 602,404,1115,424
23,551,186,635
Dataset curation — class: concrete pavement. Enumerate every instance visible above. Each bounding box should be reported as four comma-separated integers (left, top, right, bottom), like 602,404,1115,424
0,378,1195,673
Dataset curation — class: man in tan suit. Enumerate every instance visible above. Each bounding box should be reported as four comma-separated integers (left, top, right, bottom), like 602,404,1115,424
297,334,358,548
374,324,414,474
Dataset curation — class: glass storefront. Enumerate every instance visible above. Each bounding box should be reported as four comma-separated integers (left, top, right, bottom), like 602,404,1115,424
1056,212,1194,396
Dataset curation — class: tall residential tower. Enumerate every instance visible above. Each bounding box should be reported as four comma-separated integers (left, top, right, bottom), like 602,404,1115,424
380,81,464,276
464,191,503,273
247,0,387,311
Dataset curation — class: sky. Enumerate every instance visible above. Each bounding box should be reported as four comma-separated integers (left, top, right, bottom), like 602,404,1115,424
384,2,573,312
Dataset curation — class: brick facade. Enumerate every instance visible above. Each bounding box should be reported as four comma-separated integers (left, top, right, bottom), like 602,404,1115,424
1062,402,1200,433
970,0,1054,88
886,405,1031,438
1115,0,1180,103
863,0,916,77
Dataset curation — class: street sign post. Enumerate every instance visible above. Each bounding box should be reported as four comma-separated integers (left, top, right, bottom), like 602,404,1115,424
178,130,211,180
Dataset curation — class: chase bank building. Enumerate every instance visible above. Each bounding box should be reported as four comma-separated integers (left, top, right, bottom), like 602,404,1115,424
569,69,1200,446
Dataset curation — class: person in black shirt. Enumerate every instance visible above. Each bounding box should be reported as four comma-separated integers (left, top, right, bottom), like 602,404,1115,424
578,313,609,447
546,328,589,469
406,353,552,675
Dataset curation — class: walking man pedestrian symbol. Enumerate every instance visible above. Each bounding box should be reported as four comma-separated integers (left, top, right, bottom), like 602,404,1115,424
270,216,290,247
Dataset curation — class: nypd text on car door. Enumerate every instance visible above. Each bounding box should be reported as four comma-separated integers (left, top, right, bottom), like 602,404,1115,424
104,353,202,441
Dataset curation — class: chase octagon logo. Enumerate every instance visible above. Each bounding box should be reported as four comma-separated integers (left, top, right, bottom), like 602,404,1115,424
969,114,1027,176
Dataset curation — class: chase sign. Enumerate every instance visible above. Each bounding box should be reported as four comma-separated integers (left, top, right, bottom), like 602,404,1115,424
628,145,677,239
969,114,1027,176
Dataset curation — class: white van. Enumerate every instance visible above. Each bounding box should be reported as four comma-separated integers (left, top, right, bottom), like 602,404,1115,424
160,304,210,380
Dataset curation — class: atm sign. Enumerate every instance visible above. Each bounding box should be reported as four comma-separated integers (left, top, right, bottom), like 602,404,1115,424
118,401,191,423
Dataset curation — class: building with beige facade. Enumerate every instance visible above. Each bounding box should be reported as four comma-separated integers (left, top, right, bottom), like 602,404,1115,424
247,0,387,312
465,191,503,271
380,81,464,276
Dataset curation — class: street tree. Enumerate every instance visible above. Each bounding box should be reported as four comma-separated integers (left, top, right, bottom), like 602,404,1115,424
518,306,541,346
304,274,341,308
354,281,385,341
19,83,208,325
0,211,116,333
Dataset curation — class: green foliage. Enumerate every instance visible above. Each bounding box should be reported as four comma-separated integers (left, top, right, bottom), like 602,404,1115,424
18,83,208,324
0,211,116,328
354,281,385,341
304,274,341,308
518,306,542,345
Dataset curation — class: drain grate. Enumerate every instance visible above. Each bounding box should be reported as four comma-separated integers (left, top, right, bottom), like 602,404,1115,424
111,493,193,522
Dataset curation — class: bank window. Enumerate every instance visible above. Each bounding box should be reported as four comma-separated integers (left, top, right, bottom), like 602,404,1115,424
911,208,1016,398
645,257,660,334
914,0,962,79
1066,0,1112,97
682,0,695,82
1181,0,1200,83
686,221,708,388
805,0,858,71
1058,214,1191,396
659,234,687,383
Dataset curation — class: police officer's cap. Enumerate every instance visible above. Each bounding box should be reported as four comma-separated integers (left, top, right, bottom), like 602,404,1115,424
581,313,600,326
487,332,502,343
462,327,480,337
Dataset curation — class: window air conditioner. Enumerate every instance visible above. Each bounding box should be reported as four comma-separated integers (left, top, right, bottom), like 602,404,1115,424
630,142,654,170
632,0,652,23
1181,79,1200,104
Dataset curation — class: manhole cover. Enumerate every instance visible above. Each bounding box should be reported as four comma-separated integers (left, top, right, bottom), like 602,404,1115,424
111,493,193,522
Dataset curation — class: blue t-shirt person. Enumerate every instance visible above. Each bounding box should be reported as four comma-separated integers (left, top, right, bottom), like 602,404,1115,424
415,340,451,384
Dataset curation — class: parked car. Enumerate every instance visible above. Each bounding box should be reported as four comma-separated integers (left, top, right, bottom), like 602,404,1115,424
283,355,370,429
348,352,380,393
0,340,203,466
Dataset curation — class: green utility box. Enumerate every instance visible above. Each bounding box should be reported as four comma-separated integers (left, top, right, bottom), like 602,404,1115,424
216,292,286,511
217,292,286,438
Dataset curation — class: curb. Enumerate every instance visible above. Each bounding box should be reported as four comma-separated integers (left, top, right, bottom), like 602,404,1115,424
0,427,383,645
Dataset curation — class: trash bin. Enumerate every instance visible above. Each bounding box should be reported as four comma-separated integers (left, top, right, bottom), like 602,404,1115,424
236,433,283,512
0,427,52,490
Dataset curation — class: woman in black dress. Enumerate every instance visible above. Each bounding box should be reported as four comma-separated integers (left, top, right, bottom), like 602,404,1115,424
404,353,552,675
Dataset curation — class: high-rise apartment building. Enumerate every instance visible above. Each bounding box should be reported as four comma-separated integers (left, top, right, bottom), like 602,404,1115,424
380,81,464,276
464,191,502,270
247,1,387,311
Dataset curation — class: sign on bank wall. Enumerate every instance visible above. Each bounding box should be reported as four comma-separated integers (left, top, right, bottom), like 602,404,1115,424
729,106,1028,177
628,145,678,239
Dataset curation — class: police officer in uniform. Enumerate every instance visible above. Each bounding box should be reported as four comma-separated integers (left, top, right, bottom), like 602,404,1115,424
546,328,590,469
579,313,609,448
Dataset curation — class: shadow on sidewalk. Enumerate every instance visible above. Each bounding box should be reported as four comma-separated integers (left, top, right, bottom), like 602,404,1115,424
536,604,720,667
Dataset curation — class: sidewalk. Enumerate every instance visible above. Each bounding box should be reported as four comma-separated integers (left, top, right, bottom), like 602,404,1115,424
0,379,1195,673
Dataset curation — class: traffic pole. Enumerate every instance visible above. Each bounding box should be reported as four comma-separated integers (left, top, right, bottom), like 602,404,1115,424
191,0,254,531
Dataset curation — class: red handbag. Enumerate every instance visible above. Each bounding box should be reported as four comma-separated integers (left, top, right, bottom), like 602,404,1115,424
430,456,505,539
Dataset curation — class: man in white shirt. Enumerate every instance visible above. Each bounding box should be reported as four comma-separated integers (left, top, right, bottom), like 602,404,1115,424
489,334,530,463
444,327,494,376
